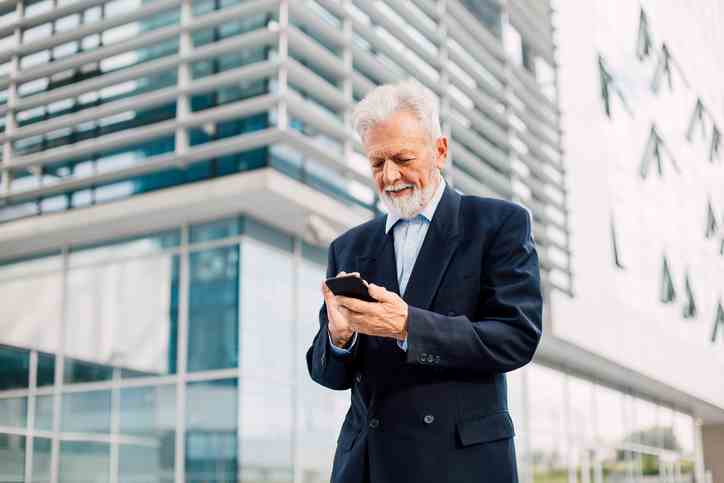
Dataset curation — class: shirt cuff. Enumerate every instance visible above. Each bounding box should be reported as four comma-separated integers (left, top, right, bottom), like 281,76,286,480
396,335,408,352
328,331,358,355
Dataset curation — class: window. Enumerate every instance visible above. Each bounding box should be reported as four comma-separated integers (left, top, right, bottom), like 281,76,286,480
712,300,724,344
640,125,680,179
659,255,676,304
681,271,697,319
610,216,625,270
705,198,719,239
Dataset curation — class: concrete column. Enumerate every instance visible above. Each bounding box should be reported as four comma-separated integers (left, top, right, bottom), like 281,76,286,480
702,423,724,483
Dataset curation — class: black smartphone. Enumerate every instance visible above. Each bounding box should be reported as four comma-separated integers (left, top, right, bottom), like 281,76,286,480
325,274,376,302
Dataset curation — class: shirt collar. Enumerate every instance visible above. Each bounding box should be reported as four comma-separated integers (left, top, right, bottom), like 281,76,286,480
385,176,447,234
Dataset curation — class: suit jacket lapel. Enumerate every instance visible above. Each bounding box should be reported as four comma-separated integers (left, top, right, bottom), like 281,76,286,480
356,184,462,310
402,185,462,310
356,221,400,296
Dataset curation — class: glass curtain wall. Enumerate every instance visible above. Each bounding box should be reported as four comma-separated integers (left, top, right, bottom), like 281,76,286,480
519,363,697,483
0,215,348,483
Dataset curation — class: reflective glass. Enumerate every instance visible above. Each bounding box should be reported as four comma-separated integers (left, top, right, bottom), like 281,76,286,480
59,441,110,483
37,352,55,387
63,357,114,384
185,379,238,483
0,271,63,353
0,346,29,390
295,259,343,483
301,241,327,267
191,6,267,47
656,405,676,450
35,395,53,431
240,385,293,483
632,398,658,447
527,364,565,435
65,254,179,379
505,370,524,429
190,216,242,244
119,445,174,483
240,236,293,385
69,230,180,266
530,430,567,483
16,103,178,157
118,384,176,483
0,433,25,481
61,391,111,434
595,385,625,447
673,411,696,475
567,375,595,445
32,437,52,482
673,411,695,455
0,397,27,428
188,246,239,372
460,0,502,37
244,217,293,253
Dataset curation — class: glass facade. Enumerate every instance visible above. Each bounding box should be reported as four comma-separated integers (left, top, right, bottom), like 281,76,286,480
514,365,697,483
0,0,572,297
0,215,349,482
0,214,697,483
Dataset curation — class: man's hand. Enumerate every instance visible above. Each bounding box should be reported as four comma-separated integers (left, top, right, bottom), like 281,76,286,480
322,271,359,348
336,283,409,341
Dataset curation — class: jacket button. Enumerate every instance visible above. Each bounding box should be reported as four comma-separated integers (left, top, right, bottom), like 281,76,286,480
423,414,435,424
368,418,380,429
354,373,362,383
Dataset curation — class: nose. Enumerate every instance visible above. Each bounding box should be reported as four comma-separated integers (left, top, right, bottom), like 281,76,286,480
382,159,401,185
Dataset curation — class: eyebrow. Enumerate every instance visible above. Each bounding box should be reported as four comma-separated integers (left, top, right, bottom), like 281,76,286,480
368,149,416,160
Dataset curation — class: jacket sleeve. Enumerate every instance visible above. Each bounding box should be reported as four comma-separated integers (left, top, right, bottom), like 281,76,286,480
404,206,543,373
306,241,358,390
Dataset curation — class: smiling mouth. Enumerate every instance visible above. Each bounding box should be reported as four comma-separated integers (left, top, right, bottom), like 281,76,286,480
385,186,412,196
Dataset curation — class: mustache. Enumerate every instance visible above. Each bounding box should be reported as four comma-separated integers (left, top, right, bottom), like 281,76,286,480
383,184,415,193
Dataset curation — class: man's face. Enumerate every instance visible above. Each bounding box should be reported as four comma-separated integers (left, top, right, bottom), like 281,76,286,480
364,110,448,219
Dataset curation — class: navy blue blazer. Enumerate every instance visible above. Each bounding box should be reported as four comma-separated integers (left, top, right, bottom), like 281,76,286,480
306,184,543,483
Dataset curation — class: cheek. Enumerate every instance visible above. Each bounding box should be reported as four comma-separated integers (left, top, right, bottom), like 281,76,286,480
374,173,384,188
405,170,423,187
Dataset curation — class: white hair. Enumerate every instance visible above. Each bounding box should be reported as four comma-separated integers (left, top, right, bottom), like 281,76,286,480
351,79,442,145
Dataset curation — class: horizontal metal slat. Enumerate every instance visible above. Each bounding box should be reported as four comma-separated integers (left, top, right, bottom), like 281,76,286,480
1,127,283,203
5,93,279,171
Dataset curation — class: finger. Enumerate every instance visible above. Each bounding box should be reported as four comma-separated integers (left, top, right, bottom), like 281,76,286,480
336,271,360,278
322,285,338,308
336,296,370,313
367,283,393,302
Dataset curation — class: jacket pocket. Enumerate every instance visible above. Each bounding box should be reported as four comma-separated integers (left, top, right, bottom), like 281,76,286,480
455,411,515,447
337,426,361,452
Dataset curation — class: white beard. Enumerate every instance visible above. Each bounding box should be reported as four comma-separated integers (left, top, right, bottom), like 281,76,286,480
380,170,441,220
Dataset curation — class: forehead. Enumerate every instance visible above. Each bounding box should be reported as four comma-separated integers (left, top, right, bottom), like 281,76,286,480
366,141,428,159
363,110,431,158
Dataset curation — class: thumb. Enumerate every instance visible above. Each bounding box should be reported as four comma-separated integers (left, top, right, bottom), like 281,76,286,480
367,283,392,302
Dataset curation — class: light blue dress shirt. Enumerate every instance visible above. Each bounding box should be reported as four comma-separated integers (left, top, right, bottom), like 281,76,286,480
329,177,447,355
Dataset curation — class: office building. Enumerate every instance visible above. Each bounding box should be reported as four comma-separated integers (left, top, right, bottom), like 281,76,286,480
0,0,722,482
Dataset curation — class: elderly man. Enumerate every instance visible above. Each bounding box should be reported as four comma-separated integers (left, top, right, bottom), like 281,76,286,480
306,79,542,483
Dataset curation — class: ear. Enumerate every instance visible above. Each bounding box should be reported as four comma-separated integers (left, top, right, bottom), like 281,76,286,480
434,136,448,170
